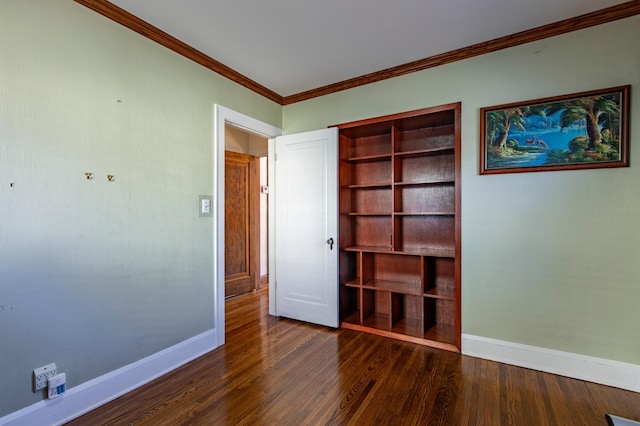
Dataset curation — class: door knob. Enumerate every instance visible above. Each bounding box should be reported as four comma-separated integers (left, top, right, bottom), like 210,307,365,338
327,237,334,250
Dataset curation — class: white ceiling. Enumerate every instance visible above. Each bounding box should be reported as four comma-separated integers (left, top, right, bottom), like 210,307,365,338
109,0,628,97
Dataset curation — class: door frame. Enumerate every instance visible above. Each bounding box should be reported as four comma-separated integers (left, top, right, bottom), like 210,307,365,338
214,105,282,345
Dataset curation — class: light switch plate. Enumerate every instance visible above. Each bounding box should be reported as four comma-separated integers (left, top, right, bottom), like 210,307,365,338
199,195,213,217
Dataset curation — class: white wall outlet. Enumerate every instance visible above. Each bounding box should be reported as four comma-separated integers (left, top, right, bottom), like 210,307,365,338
47,373,66,399
33,363,57,392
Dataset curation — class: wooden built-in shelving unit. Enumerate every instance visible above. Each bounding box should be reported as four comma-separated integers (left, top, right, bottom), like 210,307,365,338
337,103,461,352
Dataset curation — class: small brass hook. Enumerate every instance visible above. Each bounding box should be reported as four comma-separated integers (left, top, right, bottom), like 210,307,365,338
107,175,114,182
85,172,93,180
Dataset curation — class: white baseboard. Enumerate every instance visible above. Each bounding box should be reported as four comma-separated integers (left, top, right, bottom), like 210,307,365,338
462,334,640,392
0,328,222,426
3,331,635,425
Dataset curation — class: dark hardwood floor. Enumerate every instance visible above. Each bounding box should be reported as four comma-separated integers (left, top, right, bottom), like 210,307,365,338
67,287,640,425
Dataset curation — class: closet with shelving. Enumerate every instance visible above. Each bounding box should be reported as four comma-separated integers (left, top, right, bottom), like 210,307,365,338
337,103,461,352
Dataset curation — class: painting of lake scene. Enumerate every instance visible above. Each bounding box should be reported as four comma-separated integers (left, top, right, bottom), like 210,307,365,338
480,86,629,174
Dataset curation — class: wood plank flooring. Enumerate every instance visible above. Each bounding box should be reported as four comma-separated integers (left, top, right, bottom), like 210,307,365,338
67,287,640,425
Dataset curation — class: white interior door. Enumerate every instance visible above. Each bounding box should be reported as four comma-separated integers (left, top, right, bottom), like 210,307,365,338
271,128,338,328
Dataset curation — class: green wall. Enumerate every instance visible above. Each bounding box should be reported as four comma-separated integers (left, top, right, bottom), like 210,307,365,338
283,16,640,365
0,0,281,417
1,0,638,419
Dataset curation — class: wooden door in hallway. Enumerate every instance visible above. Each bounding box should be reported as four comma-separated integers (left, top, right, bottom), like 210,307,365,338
225,151,258,297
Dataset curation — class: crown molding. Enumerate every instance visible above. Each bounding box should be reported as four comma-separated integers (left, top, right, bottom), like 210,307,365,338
283,0,640,104
74,1,640,106
74,0,284,105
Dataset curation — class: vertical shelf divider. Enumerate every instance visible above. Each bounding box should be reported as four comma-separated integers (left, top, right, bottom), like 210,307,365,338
391,123,400,252
420,255,427,336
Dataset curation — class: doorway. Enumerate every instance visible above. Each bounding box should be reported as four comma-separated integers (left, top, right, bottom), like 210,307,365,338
214,105,339,340
214,105,282,343
223,126,269,298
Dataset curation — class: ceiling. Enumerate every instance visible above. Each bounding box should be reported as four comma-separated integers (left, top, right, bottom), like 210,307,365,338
107,0,631,99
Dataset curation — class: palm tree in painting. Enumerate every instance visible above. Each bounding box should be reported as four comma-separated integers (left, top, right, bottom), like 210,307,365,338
599,107,620,144
486,108,527,151
546,94,620,150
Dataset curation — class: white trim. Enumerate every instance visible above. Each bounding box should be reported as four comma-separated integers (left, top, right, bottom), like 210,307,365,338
462,334,640,392
0,330,220,426
213,105,282,323
267,137,277,316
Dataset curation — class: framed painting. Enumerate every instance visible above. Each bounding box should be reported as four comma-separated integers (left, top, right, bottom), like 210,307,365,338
480,85,630,174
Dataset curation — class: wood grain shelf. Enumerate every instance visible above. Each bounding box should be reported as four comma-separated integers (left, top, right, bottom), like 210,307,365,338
392,318,425,338
345,153,392,163
424,288,455,300
362,279,422,296
342,312,362,326
344,279,360,288
344,245,394,253
338,104,461,352
393,212,455,216
393,179,455,186
362,313,392,331
394,146,454,157
345,183,392,189
424,324,456,346
344,245,455,258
